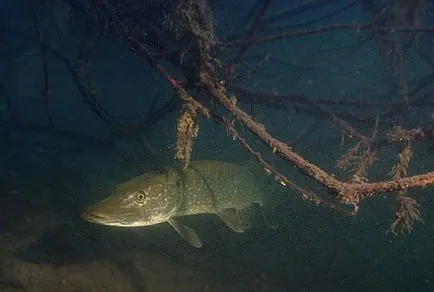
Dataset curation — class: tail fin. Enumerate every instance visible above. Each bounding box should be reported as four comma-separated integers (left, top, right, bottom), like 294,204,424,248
243,158,285,229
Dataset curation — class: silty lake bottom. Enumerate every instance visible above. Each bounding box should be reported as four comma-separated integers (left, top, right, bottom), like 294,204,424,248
0,148,433,292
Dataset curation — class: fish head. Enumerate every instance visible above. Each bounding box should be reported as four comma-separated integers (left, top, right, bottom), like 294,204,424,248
81,170,181,227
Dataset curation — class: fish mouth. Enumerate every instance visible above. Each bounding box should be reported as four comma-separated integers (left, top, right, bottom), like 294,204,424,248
81,209,116,225
80,209,136,226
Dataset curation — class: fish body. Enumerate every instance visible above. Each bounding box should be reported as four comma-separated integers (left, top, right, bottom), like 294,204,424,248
81,160,273,247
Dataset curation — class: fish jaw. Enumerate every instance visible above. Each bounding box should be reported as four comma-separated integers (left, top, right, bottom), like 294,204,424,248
81,179,180,227
81,193,156,227
80,209,121,226
80,199,145,227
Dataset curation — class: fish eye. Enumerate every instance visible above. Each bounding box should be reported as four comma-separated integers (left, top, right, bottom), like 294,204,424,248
136,191,146,202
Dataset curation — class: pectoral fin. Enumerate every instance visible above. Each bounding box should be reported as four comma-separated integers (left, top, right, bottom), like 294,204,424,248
167,218,203,248
216,208,250,233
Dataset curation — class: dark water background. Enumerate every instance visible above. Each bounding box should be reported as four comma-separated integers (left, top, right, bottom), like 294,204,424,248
1,1,434,291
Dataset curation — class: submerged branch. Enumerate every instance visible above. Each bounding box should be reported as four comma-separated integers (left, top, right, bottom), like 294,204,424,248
18,0,434,234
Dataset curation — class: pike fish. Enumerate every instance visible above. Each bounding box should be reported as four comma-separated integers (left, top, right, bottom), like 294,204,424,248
81,160,277,248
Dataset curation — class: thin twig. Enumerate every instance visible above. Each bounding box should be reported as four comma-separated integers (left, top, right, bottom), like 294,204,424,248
31,0,53,128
